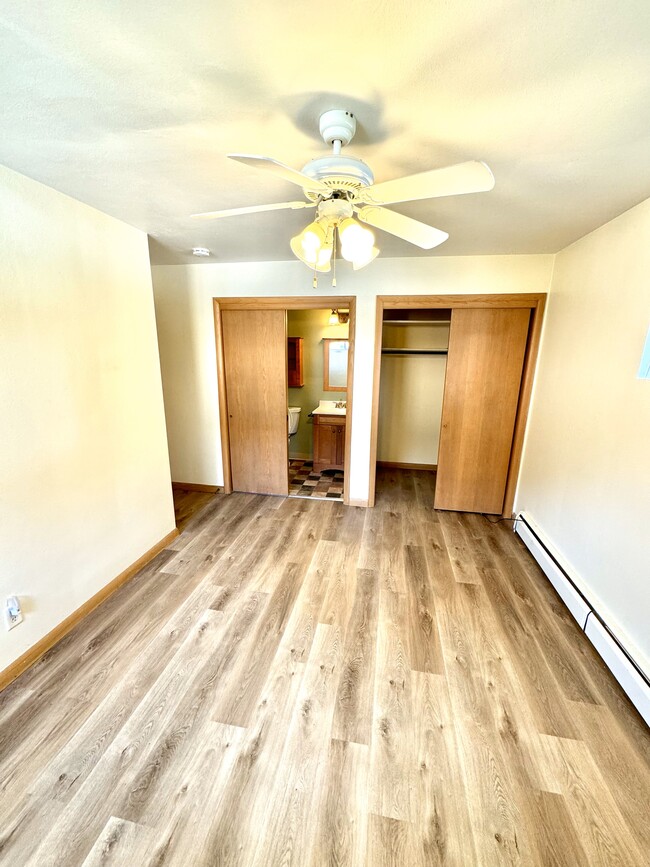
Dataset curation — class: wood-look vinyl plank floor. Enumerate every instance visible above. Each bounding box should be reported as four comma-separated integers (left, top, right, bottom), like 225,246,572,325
172,487,218,533
0,468,648,866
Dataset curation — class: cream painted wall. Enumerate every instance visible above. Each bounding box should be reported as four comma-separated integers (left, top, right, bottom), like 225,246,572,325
378,322,450,464
0,164,175,672
151,254,553,502
515,197,650,671
287,309,348,460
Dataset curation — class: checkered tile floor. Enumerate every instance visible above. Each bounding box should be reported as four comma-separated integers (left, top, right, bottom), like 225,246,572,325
288,460,344,500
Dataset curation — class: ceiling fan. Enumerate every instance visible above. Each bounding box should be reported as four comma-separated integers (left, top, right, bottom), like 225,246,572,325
192,109,495,273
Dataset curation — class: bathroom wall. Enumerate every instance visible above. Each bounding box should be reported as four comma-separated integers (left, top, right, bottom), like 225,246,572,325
378,320,450,465
287,308,348,459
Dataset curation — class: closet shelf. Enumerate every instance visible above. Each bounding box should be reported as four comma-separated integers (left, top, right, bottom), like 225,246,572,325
381,348,448,355
383,319,451,325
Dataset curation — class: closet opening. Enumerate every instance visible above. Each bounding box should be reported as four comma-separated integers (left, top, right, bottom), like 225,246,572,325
369,294,547,515
376,307,450,503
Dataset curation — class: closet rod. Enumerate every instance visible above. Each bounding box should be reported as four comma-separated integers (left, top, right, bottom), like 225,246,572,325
381,348,448,356
383,319,451,324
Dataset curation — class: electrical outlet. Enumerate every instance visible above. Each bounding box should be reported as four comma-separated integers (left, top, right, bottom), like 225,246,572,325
4,596,23,631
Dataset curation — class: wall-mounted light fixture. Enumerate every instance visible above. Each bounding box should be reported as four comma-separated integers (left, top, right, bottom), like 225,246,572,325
329,308,350,325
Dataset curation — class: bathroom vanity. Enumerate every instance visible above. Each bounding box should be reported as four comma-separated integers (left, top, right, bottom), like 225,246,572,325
311,401,346,473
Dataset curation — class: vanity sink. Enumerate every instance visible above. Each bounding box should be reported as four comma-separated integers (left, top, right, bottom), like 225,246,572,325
311,400,346,416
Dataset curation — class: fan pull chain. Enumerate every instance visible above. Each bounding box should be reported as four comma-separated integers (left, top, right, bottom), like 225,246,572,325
332,225,337,288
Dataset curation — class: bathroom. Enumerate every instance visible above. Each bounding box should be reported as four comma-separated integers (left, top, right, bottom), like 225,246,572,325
287,307,349,500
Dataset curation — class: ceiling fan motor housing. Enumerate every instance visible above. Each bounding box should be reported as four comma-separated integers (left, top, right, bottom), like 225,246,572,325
301,155,374,195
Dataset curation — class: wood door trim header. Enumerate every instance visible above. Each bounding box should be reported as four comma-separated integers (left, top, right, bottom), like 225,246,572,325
215,296,354,310
378,293,546,309
216,294,542,310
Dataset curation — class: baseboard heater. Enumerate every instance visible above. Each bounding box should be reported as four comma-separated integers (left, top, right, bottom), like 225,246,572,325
514,512,649,728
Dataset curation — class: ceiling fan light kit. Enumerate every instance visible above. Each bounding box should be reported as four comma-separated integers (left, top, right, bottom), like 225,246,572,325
192,108,495,281
338,217,375,263
290,221,333,272
352,245,380,270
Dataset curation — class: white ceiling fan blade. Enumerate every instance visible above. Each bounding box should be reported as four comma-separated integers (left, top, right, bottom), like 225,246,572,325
357,206,448,249
191,201,314,220
228,154,329,193
360,160,495,205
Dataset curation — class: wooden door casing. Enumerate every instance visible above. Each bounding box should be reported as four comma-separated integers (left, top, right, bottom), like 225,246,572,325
221,309,288,496
434,307,531,514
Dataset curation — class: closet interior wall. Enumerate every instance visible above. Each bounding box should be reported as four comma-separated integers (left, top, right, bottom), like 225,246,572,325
377,309,451,468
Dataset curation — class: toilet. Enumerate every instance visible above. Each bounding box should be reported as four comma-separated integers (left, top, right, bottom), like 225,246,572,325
288,406,301,440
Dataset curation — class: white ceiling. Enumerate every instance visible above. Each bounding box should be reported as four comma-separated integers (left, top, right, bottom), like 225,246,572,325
2,1,649,265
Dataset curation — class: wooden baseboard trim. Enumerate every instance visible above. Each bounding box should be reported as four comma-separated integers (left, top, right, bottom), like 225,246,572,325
0,527,180,694
172,482,220,493
377,461,438,471
348,498,369,508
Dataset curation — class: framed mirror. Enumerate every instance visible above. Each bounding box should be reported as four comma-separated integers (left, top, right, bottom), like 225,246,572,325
323,338,349,391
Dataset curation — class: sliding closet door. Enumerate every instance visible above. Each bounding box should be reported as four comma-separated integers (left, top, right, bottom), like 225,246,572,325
222,309,288,496
434,307,530,514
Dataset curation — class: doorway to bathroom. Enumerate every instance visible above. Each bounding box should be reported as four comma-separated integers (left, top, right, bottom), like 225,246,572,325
213,296,356,504
287,308,350,502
